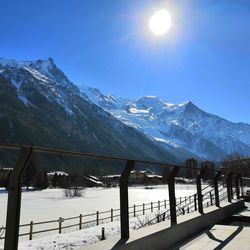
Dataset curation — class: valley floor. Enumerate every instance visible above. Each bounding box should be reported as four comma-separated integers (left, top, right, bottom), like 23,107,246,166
0,184,197,249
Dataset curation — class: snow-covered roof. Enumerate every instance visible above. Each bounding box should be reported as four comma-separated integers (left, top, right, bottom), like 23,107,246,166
103,175,120,178
147,174,163,178
83,176,103,185
47,171,68,176
88,175,100,181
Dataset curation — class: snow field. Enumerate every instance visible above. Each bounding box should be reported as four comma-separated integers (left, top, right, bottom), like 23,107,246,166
0,185,197,249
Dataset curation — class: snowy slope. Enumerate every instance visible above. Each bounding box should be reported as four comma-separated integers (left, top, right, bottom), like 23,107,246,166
78,85,250,161
1,57,249,162
0,58,178,165
0,57,78,114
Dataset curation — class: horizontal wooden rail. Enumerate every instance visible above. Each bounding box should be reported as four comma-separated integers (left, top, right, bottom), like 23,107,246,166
0,196,188,241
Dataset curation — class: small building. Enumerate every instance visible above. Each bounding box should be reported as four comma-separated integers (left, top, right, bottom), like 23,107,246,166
101,175,120,187
102,170,163,185
130,170,147,182
47,171,69,187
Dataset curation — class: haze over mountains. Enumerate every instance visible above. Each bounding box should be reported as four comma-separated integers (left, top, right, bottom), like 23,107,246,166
0,58,249,165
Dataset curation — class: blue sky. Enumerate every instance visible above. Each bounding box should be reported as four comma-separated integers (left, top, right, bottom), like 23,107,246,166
1,0,250,123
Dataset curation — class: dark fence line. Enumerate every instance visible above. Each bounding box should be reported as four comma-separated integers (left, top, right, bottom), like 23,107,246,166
139,184,230,228
0,194,191,241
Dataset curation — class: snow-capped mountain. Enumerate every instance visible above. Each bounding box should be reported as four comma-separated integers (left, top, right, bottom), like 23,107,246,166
0,58,178,171
1,57,249,164
78,85,250,161
0,57,79,113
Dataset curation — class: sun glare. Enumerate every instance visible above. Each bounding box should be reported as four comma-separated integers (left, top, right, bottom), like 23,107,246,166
149,9,172,36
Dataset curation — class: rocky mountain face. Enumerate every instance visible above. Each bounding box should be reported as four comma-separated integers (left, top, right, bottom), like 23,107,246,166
1,57,249,170
0,58,178,173
79,85,250,161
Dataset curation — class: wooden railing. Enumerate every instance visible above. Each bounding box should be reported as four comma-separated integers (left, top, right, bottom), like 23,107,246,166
0,195,192,241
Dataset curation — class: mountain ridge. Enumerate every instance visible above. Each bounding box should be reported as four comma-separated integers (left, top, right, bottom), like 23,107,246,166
1,57,249,164
0,57,178,172
77,83,250,161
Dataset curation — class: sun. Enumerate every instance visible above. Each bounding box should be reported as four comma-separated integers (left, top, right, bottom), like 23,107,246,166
149,9,172,36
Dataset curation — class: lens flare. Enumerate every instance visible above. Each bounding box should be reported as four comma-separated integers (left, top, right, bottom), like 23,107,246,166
149,9,172,36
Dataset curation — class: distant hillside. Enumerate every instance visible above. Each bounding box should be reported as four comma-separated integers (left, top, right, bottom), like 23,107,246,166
0,58,178,174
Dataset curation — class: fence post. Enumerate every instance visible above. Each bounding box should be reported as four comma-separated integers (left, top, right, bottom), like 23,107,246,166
214,171,221,207
151,202,153,212
111,209,113,222
29,221,33,241
180,197,181,203
164,199,166,209
143,203,145,215
59,217,63,234
168,166,180,226
235,174,240,199
226,173,232,203
119,160,135,239
133,205,136,217
158,200,160,210
79,214,82,230
209,192,213,205
96,211,99,225
194,194,197,211
196,168,205,214
4,147,33,250
240,176,244,197
157,215,160,223
231,174,234,200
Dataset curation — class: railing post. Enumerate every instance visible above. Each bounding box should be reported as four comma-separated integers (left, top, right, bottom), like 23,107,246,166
194,194,197,211
119,160,135,239
133,205,136,217
111,209,113,222
58,217,63,234
79,214,82,230
168,166,180,226
4,147,33,250
209,192,213,205
226,173,232,203
240,175,244,197
143,203,145,215
231,174,234,200
196,168,205,214
158,200,160,210
235,174,240,199
96,211,99,225
164,199,166,209
214,171,221,207
29,221,33,240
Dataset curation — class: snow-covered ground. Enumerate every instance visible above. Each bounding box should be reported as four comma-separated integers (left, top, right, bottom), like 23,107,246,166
0,185,197,249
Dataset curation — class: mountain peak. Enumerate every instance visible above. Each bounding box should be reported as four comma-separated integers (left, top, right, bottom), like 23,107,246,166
0,57,55,70
180,101,202,113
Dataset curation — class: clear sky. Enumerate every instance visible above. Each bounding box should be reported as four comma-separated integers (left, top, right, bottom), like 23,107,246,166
0,0,250,123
